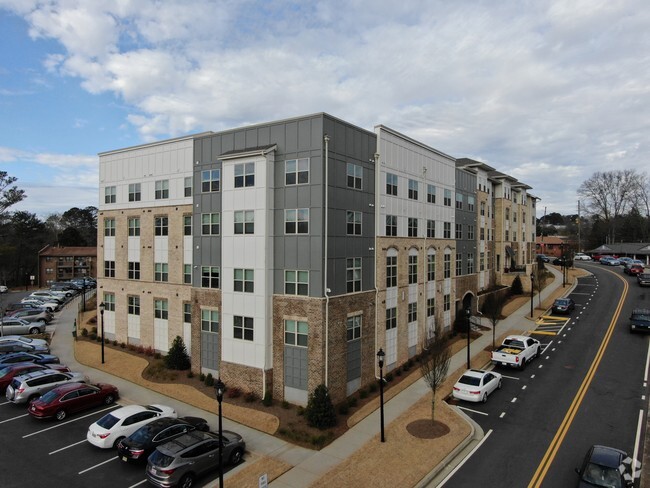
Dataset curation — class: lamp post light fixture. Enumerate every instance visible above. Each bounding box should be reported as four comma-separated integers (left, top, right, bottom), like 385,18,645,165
99,301,105,364
377,348,386,443
465,307,472,369
215,377,226,488
530,272,535,318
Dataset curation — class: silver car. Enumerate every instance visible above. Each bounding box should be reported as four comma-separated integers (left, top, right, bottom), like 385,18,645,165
0,317,46,336
147,430,245,488
6,369,87,404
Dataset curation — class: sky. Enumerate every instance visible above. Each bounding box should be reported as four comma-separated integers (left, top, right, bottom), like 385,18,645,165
1,0,648,218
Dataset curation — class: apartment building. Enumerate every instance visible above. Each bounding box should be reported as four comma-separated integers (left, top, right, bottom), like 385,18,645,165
98,113,536,406
38,245,97,286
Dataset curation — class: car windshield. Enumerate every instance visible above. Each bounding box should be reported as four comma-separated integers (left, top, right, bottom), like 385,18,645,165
458,375,481,386
149,449,174,467
582,462,623,488
632,313,650,321
0,366,13,376
96,413,120,429
39,389,59,404
129,425,155,442
555,300,569,305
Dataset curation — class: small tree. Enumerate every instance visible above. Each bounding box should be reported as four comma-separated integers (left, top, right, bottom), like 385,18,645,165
510,275,523,296
305,384,337,429
482,292,506,349
164,336,191,370
420,331,451,422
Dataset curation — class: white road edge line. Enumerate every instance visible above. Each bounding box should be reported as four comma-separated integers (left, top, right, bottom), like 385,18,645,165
644,341,650,383
456,405,489,416
634,409,643,481
437,429,493,487
23,405,119,438
78,456,119,475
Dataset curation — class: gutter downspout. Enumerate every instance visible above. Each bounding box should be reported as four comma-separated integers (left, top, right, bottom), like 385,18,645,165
373,148,380,378
324,134,330,388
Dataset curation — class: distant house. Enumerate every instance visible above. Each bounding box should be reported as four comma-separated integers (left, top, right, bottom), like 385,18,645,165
38,245,97,286
536,236,568,258
587,243,650,265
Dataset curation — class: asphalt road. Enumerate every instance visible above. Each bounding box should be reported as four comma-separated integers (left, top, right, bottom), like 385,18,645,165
441,262,647,487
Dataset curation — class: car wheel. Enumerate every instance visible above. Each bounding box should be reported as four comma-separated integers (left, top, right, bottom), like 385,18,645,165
104,394,115,405
55,410,67,421
113,436,125,448
497,380,502,389
481,393,488,403
229,447,244,465
29,327,41,335
535,347,541,358
179,474,195,488
520,358,527,370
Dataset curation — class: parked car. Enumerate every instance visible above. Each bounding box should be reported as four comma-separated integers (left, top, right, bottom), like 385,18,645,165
452,369,502,403
146,430,245,488
600,257,620,266
491,335,541,369
20,298,59,312
0,285,7,293
6,369,87,404
536,254,550,263
0,335,49,348
575,445,632,487
625,264,645,276
618,257,633,266
629,309,650,333
552,298,576,314
638,273,650,287
0,340,50,355
29,291,64,304
117,416,209,463
0,362,70,393
28,382,119,420
4,302,46,314
6,309,53,324
87,404,177,448
553,257,567,266
573,253,591,261
0,351,60,366
0,317,45,336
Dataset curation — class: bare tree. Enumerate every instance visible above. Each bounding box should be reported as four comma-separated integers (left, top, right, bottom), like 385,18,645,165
420,331,451,422
482,292,506,349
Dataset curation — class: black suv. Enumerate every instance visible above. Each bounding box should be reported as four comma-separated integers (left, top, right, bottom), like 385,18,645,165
630,309,650,333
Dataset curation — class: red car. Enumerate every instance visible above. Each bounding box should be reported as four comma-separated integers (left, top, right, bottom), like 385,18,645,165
626,264,645,276
0,362,70,393
28,382,119,421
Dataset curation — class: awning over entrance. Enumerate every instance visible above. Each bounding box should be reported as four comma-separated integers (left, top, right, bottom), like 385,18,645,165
505,246,515,258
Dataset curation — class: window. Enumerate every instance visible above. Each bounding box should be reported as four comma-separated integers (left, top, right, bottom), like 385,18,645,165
443,222,451,239
201,266,219,288
467,225,475,240
128,262,140,280
285,270,309,295
455,223,462,239
183,303,191,323
427,297,435,318
347,163,362,189
234,316,254,341
285,208,309,234
103,293,115,311
386,215,397,236
128,183,141,202
408,179,418,200
155,263,169,282
346,257,361,293
444,254,451,278
128,217,140,237
505,230,510,241
513,211,517,223
505,208,510,220
386,307,397,330
468,196,475,211
468,253,474,274
513,231,517,241
201,213,220,235
480,252,485,271
480,202,485,216
234,210,254,234
234,162,255,188
443,294,450,312
128,296,140,315
408,302,417,323
104,218,115,237
456,193,463,209
427,220,435,238
183,264,191,284
201,309,219,332
427,254,435,281
234,269,254,293
184,177,192,197
183,215,192,236
386,255,397,288
480,227,485,241
427,184,436,203
104,260,115,278
386,173,398,196
347,315,362,341
408,254,418,284
154,299,168,319
285,320,308,347
201,169,220,192
347,211,362,235
155,217,168,236
155,180,169,199
408,217,418,237
285,158,309,185
456,253,462,276
444,189,452,206
105,186,116,204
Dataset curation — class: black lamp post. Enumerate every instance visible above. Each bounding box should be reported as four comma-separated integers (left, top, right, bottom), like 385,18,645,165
465,307,472,368
82,283,87,312
560,243,566,287
377,348,385,442
99,302,105,364
215,378,225,488
530,272,535,318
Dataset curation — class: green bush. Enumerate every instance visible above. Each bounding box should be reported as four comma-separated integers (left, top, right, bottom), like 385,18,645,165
368,382,377,393
305,384,337,429
88,332,97,340
187,371,194,378
164,336,191,370
281,400,290,409
199,373,206,382
385,372,394,382
510,275,523,295
244,391,258,403
347,396,358,408
262,391,272,407
204,373,214,387
338,403,349,415
120,342,126,349
359,389,368,399
81,328,88,337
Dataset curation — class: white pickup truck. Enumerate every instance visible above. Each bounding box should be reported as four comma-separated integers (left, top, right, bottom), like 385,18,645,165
491,335,541,370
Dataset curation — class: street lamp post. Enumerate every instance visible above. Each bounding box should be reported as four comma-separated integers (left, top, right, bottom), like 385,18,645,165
215,378,226,488
377,348,385,443
530,272,535,318
465,307,472,369
99,302,105,364
82,283,87,312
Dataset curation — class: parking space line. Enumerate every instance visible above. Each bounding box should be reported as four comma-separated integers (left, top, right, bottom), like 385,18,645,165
49,438,88,455
456,405,489,416
0,413,29,424
78,456,118,475
128,479,148,487
23,404,120,438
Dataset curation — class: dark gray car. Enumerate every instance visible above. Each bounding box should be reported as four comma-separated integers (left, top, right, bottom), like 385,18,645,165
146,430,245,488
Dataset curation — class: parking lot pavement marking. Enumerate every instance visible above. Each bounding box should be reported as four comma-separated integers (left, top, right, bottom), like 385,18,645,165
501,374,519,381
0,413,29,424
456,405,489,416
522,385,527,390
127,479,148,488
23,404,120,438
511,398,517,403
78,456,119,475
500,412,506,418
49,438,87,455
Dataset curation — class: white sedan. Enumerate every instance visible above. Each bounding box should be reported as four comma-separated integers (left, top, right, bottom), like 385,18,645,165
574,253,592,261
87,404,177,448
0,335,49,348
452,369,502,403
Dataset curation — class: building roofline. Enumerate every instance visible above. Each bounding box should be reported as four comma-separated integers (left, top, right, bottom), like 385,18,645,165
374,124,455,160
455,157,496,172
98,132,214,156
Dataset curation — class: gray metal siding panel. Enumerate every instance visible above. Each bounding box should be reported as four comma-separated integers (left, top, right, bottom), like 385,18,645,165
284,346,308,390
346,339,361,380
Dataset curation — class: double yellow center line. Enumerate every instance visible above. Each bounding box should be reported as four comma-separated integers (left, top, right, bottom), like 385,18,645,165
527,272,629,488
